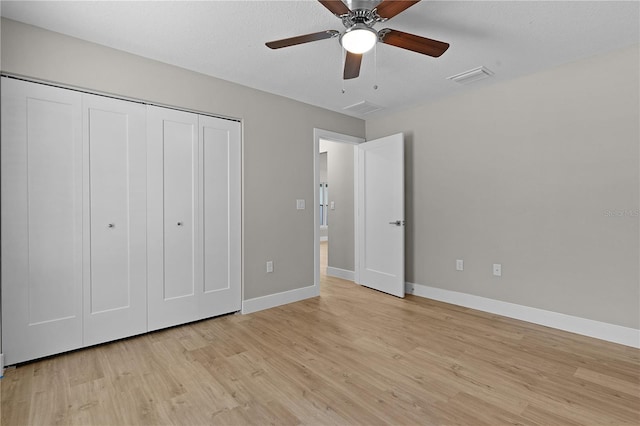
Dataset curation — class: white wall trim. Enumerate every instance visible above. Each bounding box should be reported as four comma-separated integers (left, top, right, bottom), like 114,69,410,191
241,284,319,315
353,144,360,285
406,282,640,349
320,236,328,242
326,267,355,281
0,353,4,378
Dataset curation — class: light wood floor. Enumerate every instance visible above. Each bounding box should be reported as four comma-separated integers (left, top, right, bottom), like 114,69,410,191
1,242,639,425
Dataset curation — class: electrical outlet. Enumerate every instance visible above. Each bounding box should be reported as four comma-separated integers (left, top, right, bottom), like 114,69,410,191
456,259,464,271
266,261,273,273
493,263,502,277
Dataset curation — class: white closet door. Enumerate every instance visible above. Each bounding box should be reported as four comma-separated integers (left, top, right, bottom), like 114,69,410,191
198,115,242,317
147,106,200,330
1,78,83,364
82,94,147,346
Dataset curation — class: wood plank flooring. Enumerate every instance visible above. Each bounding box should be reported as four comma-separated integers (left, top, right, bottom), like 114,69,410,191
1,242,639,425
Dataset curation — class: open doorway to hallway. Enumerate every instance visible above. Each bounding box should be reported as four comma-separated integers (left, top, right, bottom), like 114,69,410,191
318,138,354,282
313,129,364,290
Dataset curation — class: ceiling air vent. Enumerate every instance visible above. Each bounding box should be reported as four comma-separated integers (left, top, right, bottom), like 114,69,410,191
447,66,494,85
343,100,384,115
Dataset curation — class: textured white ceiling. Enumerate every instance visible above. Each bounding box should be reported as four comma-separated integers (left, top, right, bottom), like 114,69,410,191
1,1,639,118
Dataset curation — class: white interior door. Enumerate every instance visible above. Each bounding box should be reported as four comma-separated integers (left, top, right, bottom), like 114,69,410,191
198,115,242,317
83,94,147,346
147,106,199,331
1,78,83,364
356,133,405,297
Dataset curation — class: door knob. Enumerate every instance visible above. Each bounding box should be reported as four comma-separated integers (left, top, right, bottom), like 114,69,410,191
177,222,184,226
388,220,404,226
107,223,115,229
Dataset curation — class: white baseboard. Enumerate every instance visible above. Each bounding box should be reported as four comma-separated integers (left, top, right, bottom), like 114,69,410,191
0,353,4,378
242,284,319,315
406,282,640,349
327,267,355,281
320,236,328,242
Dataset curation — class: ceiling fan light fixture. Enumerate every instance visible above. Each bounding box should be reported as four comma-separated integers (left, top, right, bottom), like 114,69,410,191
340,25,377,54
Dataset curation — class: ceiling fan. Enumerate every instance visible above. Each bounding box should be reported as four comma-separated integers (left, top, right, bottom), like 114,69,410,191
265,0,450,80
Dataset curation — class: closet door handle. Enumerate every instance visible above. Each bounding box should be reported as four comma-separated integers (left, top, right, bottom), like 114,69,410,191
177,222,184,226
107,223,115,229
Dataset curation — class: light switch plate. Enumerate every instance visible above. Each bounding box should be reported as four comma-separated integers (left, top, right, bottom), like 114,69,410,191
266,261,273,273
493,263,502,277
456,259,464,271
296,199,305,210
330,201,335,210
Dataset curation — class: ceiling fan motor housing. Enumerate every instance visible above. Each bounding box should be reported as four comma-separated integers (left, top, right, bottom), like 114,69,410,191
341,8,384,29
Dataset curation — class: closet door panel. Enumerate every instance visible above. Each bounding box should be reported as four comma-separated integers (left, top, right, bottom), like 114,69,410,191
28,98,79,321
199,116,241,317
83,94,147,346
147,106,199,331
203,125,230,293
1,78,83,364
89,109,131,311
163,120,197,299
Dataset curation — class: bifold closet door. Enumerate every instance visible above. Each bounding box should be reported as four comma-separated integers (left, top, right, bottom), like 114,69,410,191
147,107,241,331
147,106,200,330
1,78,83,364
198,115,241,317
82,94,147,346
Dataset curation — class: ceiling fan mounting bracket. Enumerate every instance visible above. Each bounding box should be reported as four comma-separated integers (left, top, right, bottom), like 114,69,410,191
373,11,389,24
377,28,391,41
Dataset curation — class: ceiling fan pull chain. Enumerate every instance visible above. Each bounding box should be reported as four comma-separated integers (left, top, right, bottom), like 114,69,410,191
373,43,379,90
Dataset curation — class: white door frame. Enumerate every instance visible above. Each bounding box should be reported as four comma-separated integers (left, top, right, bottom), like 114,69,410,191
313,129,365,289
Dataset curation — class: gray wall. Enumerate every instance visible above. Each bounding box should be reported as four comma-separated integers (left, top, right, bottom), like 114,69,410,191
320,139,355,272
367,45,640,329
0,18,365,302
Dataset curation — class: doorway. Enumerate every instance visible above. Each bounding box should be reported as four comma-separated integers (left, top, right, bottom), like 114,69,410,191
313,129,364,289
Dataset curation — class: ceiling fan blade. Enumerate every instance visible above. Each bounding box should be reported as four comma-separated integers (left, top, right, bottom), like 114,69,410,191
266,30,339,49
318,0,351,16
375,0,421,19
343,51,363,79
378,29,449,57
